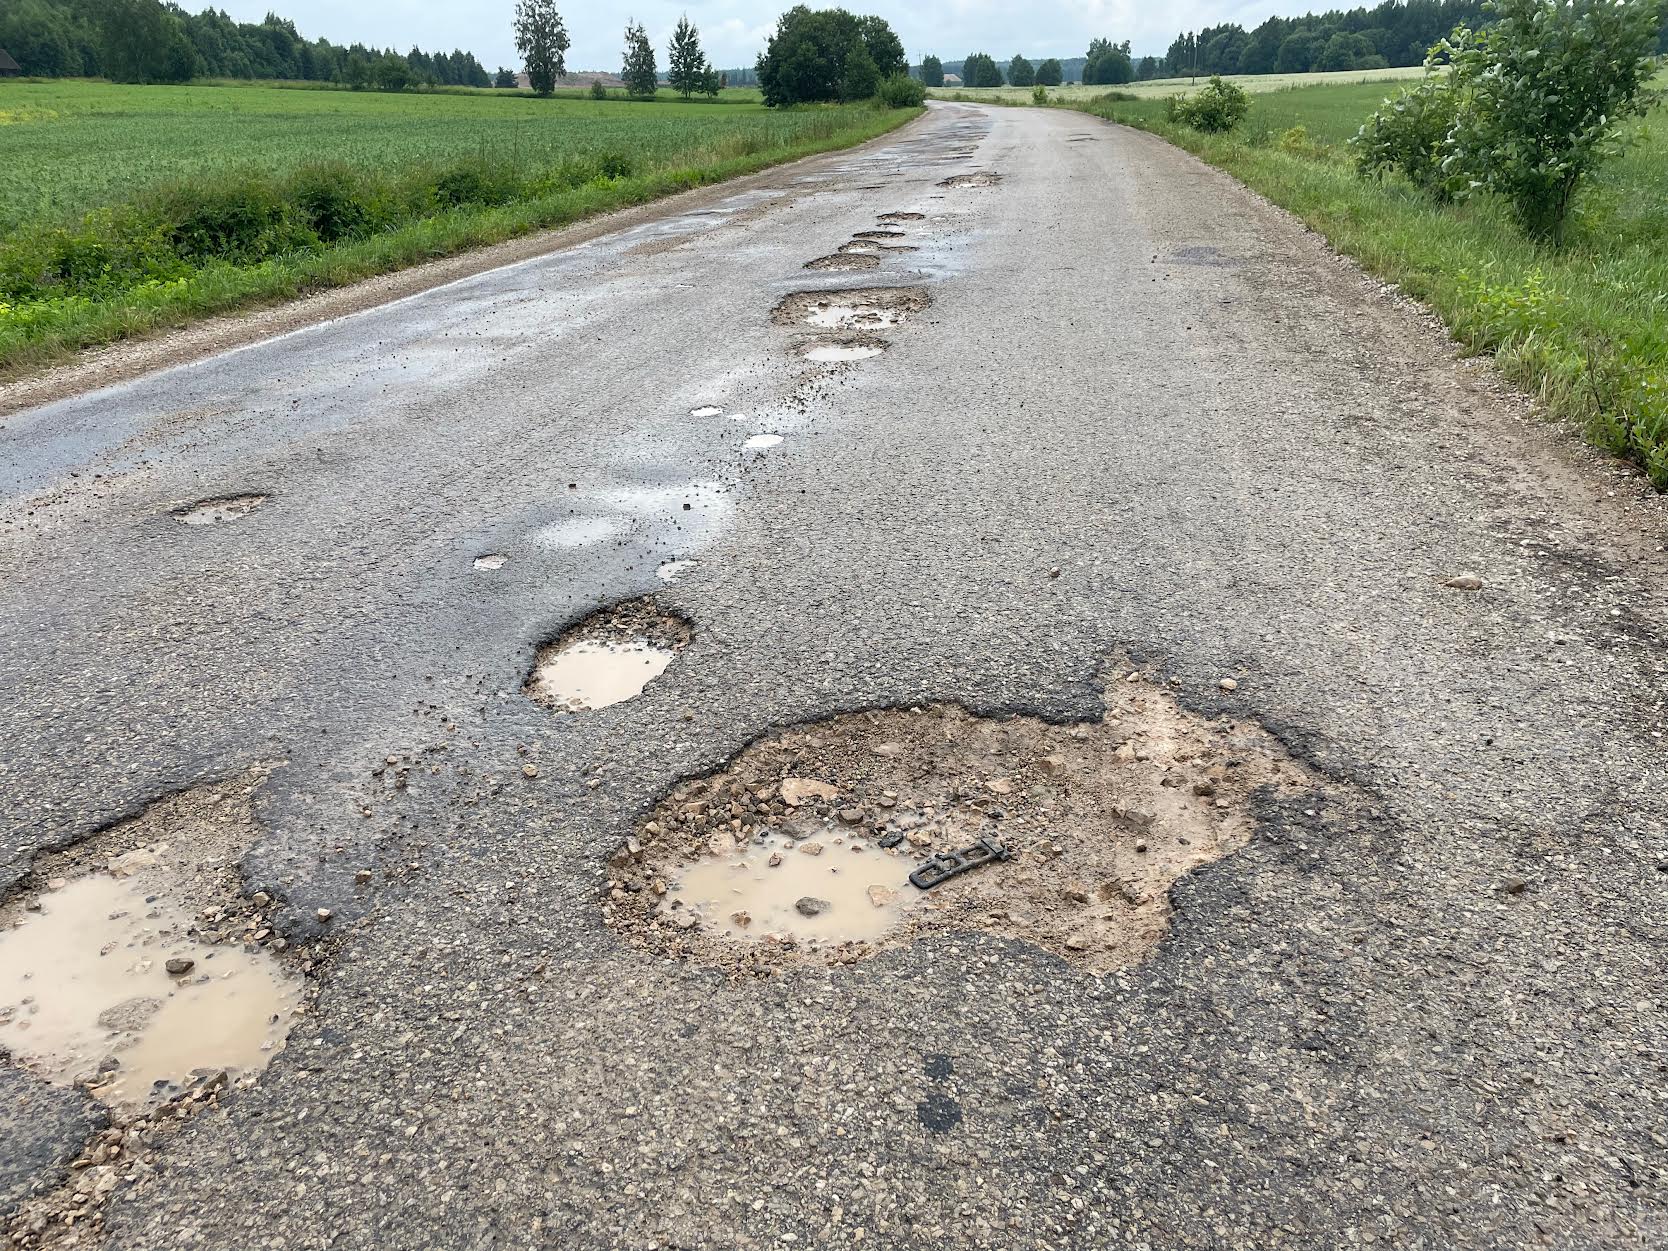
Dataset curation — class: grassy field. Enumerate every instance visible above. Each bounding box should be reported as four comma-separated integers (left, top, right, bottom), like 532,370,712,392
0,79,917,377
929,65,1424,105
1067,73,1668,488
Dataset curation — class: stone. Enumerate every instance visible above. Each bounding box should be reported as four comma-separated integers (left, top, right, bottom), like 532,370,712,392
731,911,752,928
707,831,737,856
1219,678,1239,692
521,764,539,778
1035,755,1066,777
1064,885,1090,905
781,778,840,807
795,897,830,917
768,852,783,867
1192,781,1217,797
798,842,825,857
1064,934,1089,952
316,908,333,923
1500,878,1528,895
985,778,1013,795
1444,572,1484,591
836,807,866,825
164,957,195,977
866,885,898,908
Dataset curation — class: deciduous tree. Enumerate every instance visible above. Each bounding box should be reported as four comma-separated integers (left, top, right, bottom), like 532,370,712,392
668,14,707,100
513,0,568,97
919,54,943,87
621,21,657,98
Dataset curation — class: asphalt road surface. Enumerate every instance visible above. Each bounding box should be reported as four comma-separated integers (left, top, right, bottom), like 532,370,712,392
3,102,1666,1250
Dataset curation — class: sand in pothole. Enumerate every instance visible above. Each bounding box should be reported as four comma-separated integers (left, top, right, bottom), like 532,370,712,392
774,287,928,333
526,598,690,712
605,672,1330,974
0,771,302,1112
176,494,266,525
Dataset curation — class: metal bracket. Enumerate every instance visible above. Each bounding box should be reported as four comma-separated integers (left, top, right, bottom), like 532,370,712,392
908,837,1011,890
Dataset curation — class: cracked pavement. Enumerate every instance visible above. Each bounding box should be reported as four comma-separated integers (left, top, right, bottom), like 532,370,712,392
2,101,1667,1249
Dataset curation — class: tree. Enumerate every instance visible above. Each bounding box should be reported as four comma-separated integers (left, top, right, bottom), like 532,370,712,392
1318,30,1358,70
513,0,568,96
962,51,1002,87
701,66,721,98
1275,29,1322,73
98,0,195,83
920,54,944,87
494,66,516,88
1444,0,1663,242
373,52,410,90
622,21,657,97
668,13,707,100
756,6,907,105
1035,57,1062,86
1084,38,1133,85
1008,55,1034,86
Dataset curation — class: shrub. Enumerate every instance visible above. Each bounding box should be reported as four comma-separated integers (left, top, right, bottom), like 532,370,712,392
1168,77,1250,133
590,79,608,100
1351,73,1461,196
1031,83,1048,106
158,178,312,263
876,74,926,109
1442,0,1663,243
289,165,372,242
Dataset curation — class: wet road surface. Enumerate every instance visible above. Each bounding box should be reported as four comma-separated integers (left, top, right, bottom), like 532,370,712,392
3,102,1667,1249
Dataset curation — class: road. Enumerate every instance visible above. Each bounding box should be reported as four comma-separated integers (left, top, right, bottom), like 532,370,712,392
2,101,1666,1250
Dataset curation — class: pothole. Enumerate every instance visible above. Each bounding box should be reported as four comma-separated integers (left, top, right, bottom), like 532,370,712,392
877,212,925,222
525,598,691,713
851,229,906,242
0,772,304,1113
473,554,508,571
174,494,266,526
773,287,929,333
743,434,784,450
805,254,881,272
689,406,724,418
656,559,698,583
802,341,887,364
939,172,1003,189
604,670,1331,975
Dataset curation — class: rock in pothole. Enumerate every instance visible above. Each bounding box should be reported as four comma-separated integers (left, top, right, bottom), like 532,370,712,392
174,494,267,526
773,287,929,333
604,672,1335,974
0,772,303,1113
525,598,691,713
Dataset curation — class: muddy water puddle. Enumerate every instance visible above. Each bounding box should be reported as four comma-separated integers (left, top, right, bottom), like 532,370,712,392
0,773,302,1113
526,598,690,713
675,832,917,946
0,876,298,1110
176,494,266,525
605,671,1339,975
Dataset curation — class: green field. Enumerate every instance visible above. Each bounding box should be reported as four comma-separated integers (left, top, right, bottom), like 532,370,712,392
0,80,917,376
1070,74,1668,488
929,65,1424,105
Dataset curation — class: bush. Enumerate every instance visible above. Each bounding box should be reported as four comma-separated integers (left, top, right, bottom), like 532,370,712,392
1167,77,1250,133
876,73,926,108
1351,73,1461,197
158,178,313,263
590,79,608,100
1279,124,1329,160
1443,0,1663,243
1031,83,1048,106
289,165,373,241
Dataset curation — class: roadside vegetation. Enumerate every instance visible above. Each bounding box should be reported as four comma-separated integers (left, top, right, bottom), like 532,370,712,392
1066,0,1668,487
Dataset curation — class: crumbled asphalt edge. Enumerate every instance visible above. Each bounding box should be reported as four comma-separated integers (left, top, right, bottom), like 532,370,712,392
0,774,340,1249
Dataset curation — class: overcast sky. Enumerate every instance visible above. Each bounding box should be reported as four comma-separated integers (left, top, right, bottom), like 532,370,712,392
214,1,1292,73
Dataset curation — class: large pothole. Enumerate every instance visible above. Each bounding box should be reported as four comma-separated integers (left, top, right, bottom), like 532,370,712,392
0,772,303,1113
525,598,691,713
940,172,1002,189
604,672,1326,975
173,494,266,526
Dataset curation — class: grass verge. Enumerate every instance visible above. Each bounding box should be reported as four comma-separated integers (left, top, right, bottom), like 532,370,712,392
0,88,919,383
1065,80,1668,489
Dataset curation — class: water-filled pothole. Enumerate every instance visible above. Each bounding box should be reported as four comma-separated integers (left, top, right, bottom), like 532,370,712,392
940,172,1003,189
0,773,303,1112
525,598,691,713
604,671,1332,975
773,287,929,333
175,494,267,526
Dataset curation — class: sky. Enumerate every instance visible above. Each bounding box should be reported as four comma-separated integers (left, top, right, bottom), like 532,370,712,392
213,0,1294,73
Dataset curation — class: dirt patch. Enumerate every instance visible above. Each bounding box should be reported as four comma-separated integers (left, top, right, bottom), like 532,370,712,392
804,254,881,272
939,172,1003,189
603,671,1328,975
173,494,266,526
525,598,691,713
0,771,304,1113
877,212,925,222
773,287,929,334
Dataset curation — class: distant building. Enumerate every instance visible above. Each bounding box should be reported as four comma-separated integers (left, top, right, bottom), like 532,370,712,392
941,73,962,87
0,48,21,77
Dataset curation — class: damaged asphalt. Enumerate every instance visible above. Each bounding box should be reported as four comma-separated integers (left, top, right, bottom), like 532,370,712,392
1,101,1666,1249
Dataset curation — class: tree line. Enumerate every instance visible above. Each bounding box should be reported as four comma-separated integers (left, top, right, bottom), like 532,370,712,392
0,0,492,87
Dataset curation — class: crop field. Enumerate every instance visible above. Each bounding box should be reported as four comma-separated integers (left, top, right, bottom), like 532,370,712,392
1069,72,1668,486
929,65,1424,105
0,79,917,376
1,80,820,231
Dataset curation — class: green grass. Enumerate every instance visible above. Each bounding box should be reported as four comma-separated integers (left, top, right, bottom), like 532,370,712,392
0,79,918,378
1066,75,1668,488
929,66,1425,106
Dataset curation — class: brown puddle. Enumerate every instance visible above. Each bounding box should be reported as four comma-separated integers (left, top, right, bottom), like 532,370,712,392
604,670,1337,975
773,288,929,333
526,598,691,713
175,494,266,526
0,772,302,1113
